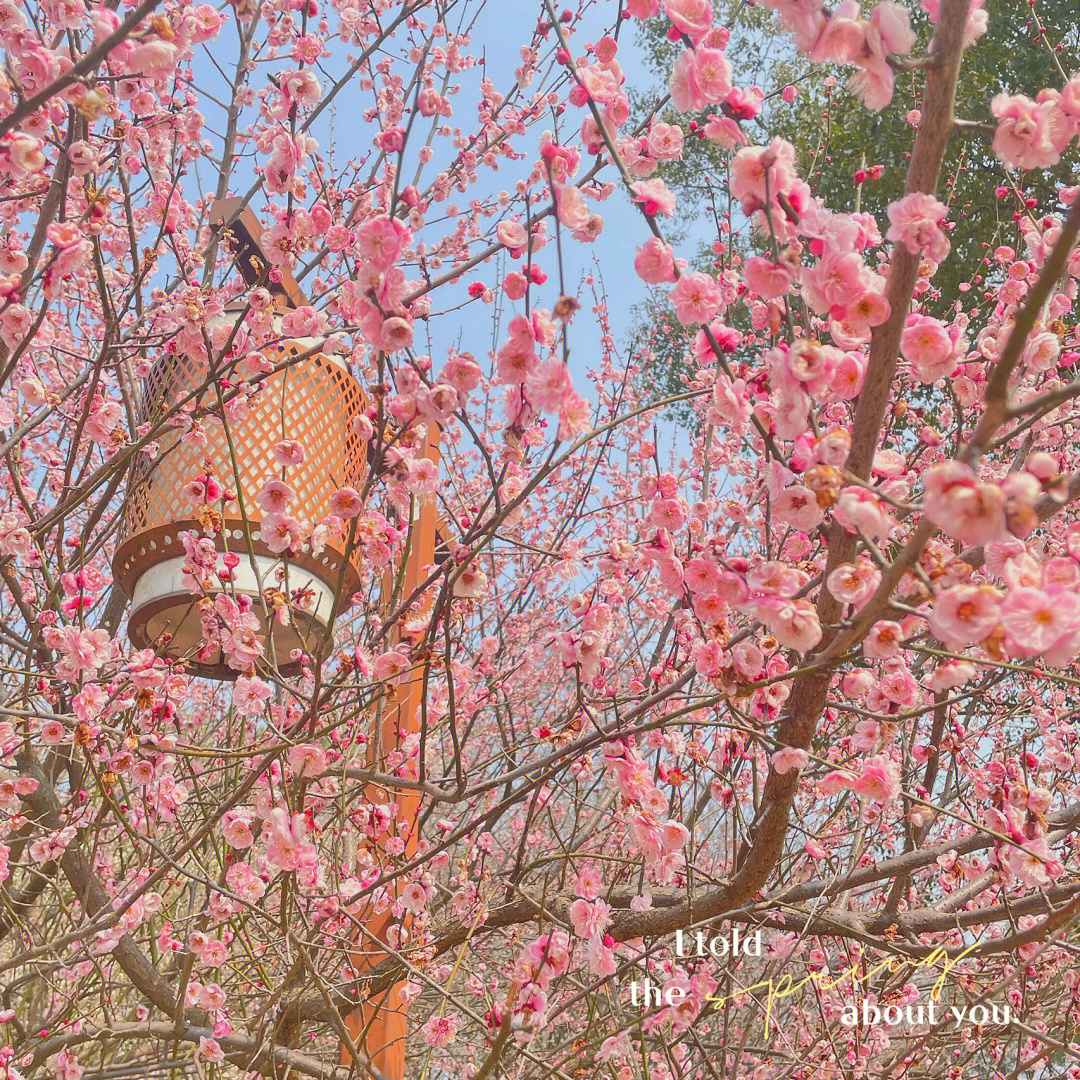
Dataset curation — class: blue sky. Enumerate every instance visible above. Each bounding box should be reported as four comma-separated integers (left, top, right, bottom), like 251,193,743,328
188,0,669,429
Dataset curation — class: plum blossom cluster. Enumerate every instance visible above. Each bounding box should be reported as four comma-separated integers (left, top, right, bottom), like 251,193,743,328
755,0,920,111
990,73,1080,172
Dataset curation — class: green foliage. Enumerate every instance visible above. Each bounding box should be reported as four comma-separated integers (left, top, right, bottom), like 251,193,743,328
762,0,1079,302
628,0,1080,421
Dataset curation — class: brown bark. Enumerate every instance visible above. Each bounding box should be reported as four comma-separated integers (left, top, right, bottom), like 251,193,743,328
723,0,973,926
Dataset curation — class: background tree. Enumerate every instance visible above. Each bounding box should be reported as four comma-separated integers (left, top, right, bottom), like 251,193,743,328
633,0,1080,417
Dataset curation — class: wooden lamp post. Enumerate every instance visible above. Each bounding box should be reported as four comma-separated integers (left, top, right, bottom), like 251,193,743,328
341,423,443,1079
111,200,437,1072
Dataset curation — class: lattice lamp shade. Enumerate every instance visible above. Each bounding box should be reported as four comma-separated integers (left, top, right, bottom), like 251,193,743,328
113,336,367,679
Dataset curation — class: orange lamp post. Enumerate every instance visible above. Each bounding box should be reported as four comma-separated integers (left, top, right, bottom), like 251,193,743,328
341,423,441,1079
112,199,437,1072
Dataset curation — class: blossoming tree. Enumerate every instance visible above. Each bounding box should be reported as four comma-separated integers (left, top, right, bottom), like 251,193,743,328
3,0,1080,1078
